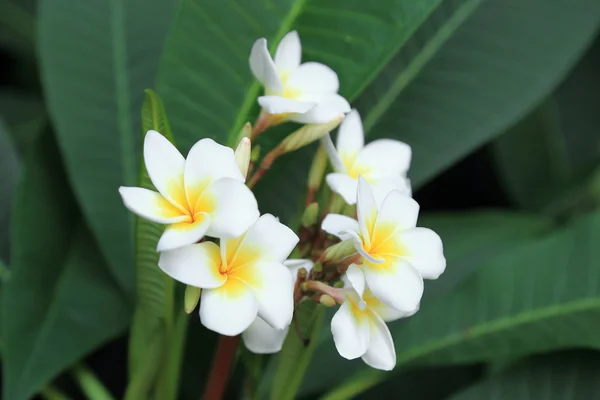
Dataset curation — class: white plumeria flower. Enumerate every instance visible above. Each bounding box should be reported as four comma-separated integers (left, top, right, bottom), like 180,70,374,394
242,259,313,354
322,177,445,312
332,265,415,371
119,130,259,251
323,109,412,205
158,214,299,336
250,31,350,124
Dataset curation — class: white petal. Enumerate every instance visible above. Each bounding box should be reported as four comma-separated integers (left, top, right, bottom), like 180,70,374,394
331,301,370,360
287,62,339,94
361,312,396,371
232,261,294,330
118,187,188,224
290,94,350,124
258,96,315,115
321,214,359,239
371,177,412,207
158,242,225,288
375,190,420,232
242,317,289,354
363,258,423,312
143,130,187,212
326,173,358,204
342,229,382,265
321,135,346,173
226,214,299,264
200,277,258,336
356,139,411,177
400,228,446,279
201,178,259,239
284,259,314,282
346,263,365,299
357,176,378,248
184,139,244,212
249,38,283,93
156,213,211,252
274,31,301,72
336,109,364,162
364,289,418,322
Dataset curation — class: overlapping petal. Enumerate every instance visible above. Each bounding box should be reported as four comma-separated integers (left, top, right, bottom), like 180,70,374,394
118,187,189,224
361,312,396,371
363,257,423,312
336,109,364,162
274,31,301,72
331,301,370,360
158,242,225,288
242,317,289,354
156,212,211,252
399,228,446,279
249,38,282,93
257,96,315,115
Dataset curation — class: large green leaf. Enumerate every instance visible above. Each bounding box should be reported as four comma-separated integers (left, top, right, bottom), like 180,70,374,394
0,118,19,261
37,0,177,295
358,0,600,188
322,209,600,399
1,131,131,400
450,351,600,400
299,211,551,396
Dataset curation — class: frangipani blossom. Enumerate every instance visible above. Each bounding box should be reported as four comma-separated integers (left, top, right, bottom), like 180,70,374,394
242,259,313,354
324,109,412,205
119,130,259,251
158,214,299,336
332,265,415,371
250,31,350,124
322,177,445,312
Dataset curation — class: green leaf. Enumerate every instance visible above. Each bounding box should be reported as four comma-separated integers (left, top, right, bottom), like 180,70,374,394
0,118,20,261
300,211,551,396
268,302,326,400
358,0,600,188
0,91,46,154
323,209,600,399
1,131,131,400
450,351,600,400
37,0,177,295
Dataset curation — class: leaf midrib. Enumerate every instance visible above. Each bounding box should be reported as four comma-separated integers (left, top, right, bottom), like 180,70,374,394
227,0,309,147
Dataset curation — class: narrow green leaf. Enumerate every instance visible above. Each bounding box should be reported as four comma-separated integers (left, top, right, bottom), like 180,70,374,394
0,118,20,261
37,0,177,295
323,210,600,399
1,131,131,400
450,351,600,400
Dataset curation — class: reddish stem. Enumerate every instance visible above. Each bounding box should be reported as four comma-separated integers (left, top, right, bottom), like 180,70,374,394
202,335,240,400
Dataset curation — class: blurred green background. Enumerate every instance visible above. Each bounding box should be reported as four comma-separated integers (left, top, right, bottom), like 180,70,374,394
1,0,600,399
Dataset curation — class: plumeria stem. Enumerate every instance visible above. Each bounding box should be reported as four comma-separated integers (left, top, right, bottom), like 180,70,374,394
202,335,240,400
247,146,284,188
302,280,344,303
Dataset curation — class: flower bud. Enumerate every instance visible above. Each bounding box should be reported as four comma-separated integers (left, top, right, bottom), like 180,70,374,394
319,294,336,307
333,281,344,288
280,114,345,154
237,122,252,141
234,137,251,179
301,203,319,227
184,285,201,314
251,144,261,162
322,240,356,264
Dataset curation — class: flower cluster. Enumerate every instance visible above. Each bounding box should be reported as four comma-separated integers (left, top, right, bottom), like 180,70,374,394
119,31,445,371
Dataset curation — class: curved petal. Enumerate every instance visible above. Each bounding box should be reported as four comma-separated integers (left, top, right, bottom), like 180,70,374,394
371,176,412,207
143,130,187,212
284,259,314,282
321,134,346,172
233,261,294,330
357,176,378,248
356,139,411,177
242,317,289,354
249,38,282,93
341,229,382,265
326,173,358,204
346,263,366,299
184,138,244,212
158,241,225,288
336,109,364,163
156,212,210,252
374,190,420,238
274,31,301,72
363,258,423,312
226,214,299,265
364,289,418,322
201,178,259,239
331,301,370,360
118,187,188,224
258,96,315,115
200,277,258,336
400,228,446,279
287,62,339,94
361,312,396,371
321,214,359,239
290,94,350,124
